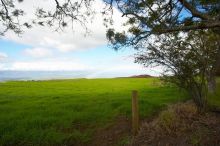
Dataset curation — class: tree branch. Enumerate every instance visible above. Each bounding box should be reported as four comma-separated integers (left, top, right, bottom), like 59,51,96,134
156,21,220,34
1,0,9,18
178,0,210,20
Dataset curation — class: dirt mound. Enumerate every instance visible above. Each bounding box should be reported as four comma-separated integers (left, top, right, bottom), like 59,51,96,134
131,101,220,146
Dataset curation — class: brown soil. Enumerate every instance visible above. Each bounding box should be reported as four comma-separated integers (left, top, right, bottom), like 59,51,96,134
91,116,131,146
130,101,220,146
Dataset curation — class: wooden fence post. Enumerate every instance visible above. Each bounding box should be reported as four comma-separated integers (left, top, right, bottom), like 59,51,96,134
132,90,139,136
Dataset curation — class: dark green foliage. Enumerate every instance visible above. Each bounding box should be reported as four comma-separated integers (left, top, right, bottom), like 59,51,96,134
104,0,220,111
105,0,220,50
135,31,220,111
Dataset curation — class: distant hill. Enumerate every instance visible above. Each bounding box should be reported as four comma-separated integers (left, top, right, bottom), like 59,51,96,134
129,74,153,78
117,74,154,78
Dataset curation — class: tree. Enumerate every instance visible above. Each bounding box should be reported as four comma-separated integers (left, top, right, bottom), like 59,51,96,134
1,0,220,35
134,30,219,112
105,0,220,110
106,0,220,92
1,0,220,108
217,68,220,76
106,0,220,43
0,0,28,35
1,1,219,73
0,0,95,35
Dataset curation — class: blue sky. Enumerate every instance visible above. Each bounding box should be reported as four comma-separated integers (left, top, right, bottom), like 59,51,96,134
0,0,161,78
0,38,161,77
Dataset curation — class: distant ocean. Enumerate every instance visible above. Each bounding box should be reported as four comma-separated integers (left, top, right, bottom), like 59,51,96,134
0,71,92,81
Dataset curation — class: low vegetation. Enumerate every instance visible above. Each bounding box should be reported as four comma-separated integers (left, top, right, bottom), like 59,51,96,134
0,78,219,146
0,78,187,146
132,101,220,146
132,79,220,146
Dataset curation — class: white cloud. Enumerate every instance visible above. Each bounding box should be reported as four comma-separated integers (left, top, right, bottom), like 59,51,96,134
3,0,127,53
24,48,53,58
0,52,8,61
0,0,162,77
9,60,88,71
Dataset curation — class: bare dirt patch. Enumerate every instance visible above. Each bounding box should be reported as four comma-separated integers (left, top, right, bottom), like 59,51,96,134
91,116,131,146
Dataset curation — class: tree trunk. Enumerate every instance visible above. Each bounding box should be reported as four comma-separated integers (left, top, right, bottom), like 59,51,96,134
216,67,220,76
216,48,220,77
190,83,208,113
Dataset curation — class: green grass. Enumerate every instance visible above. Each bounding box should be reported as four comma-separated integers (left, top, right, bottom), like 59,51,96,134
209,77,220,107
0,78,188,145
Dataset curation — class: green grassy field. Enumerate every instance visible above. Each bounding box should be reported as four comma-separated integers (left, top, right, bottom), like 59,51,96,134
209,78,220,107
0,78,206,145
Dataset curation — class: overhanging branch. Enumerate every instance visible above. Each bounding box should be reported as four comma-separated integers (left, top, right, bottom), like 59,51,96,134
178,0,210,20
156,21,220,34
1,0,9,18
